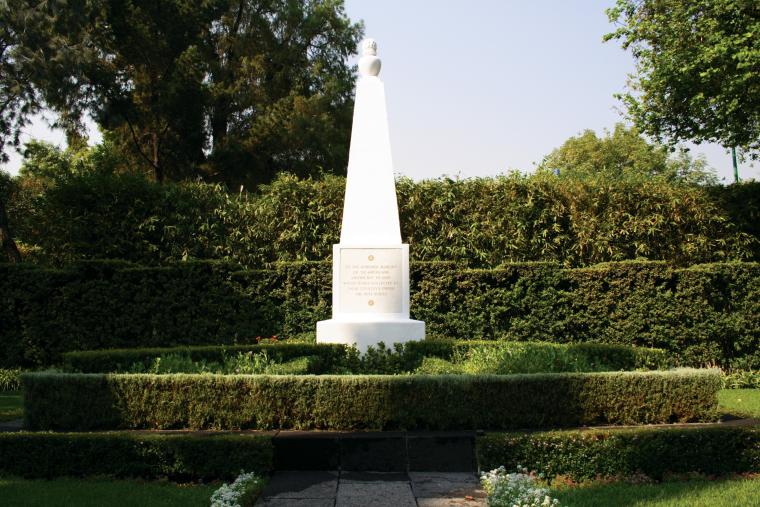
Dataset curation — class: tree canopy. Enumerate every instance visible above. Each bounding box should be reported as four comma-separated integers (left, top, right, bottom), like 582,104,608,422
2,0,363,187
538,124,718,185
605,0,760,157
0,0,41,164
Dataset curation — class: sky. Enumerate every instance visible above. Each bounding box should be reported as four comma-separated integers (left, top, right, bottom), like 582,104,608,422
2,0,756,182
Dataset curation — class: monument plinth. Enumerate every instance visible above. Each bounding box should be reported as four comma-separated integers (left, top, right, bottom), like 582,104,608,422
316,39,425,352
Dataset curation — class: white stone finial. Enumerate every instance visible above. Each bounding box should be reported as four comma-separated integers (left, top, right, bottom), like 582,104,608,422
358,38,381,77
362,38,377,56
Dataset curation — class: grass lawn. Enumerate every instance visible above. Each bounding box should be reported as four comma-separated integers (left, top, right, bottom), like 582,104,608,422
0,391,23,422
552,477,760,507
0,477,217,507
718,389,760,418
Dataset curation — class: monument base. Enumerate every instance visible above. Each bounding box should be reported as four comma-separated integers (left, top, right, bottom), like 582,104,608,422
316,318,425,353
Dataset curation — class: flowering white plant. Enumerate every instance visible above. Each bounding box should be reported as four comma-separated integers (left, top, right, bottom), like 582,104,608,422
210,470,264,507
480,466,560,507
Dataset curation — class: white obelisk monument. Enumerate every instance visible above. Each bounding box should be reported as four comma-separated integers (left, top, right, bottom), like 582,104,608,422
316,38,425,352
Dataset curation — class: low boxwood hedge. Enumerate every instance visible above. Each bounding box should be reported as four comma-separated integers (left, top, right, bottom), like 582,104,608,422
477,426,760,481
23,369,720,431
0,432,272,480
61,340,670,374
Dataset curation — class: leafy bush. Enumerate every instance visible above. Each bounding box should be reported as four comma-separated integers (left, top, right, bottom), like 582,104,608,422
63,343,347,374
477,426,760,481
0,368,21,391
63,341,669,375
414,357,464,375
130,353,220,374
456,342,596,375
126,350,315,376
0,432,272,480
7,172,757,267
224,351,279,375
2,260,755,369
722,370,760,389
22,369,721,431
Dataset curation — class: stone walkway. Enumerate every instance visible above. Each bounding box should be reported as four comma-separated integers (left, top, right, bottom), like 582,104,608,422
255,471,486,507
0,418,23,432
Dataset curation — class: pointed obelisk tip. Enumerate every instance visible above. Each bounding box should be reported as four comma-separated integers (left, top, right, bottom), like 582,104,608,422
358,38,381,77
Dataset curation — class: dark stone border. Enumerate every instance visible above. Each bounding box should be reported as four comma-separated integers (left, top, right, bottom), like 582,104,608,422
272,431,477,472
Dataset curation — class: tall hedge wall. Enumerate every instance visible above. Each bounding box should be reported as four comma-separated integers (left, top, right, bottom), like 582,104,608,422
22,369,720,431
8,172,759,267
1,260,758,369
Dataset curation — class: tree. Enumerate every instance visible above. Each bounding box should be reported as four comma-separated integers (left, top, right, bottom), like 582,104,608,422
16,139,122,182
4,0,362,187
0,171,21,262
0,0,44,263
605,0,760,157
538,124,718,185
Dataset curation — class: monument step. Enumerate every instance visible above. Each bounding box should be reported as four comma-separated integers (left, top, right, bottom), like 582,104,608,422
272,431,477,473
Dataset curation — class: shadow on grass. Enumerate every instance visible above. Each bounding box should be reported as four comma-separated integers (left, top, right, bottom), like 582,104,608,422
0,477,216,507
718,389,760,419
552,477,760,507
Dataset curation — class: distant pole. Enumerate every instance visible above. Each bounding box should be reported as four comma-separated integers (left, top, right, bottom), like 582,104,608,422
732,147,739,183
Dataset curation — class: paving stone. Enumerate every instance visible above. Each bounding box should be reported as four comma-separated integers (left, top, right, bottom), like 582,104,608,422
410,472,485,499
256,499,334,507
410,472,479,483
0,419,23,432
261,471,338,499
336,481,416,507
417,498,487,507
341,471,409,483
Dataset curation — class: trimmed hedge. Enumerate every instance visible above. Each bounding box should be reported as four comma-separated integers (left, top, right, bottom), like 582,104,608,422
0,432,272,480
1,260,758,369
477,426,760,481
61,340,670,374
22,369,721,431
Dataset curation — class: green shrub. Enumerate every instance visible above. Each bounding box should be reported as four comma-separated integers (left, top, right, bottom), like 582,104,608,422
722,370,760,389
62,343,347,374
4,259,751,369
477,426,760,481
219,351,316,375
22,369,721,431
0,369,21,391
126,350,306,376
0,432,272,480
263,356,315,375
414,357,464,375
8,173,757,267
62,341,669,375
457,342,593,374
131,353,221,374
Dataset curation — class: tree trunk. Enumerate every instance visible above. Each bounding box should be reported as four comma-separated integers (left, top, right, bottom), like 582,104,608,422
0,198,21,263
152,131,164,183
